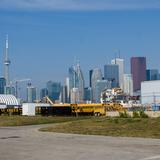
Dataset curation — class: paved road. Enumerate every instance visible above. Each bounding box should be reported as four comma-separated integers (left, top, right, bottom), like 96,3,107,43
0,125,160,160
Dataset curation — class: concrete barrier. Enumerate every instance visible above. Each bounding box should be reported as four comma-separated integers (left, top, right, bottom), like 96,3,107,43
106,111,160,118
106,111,119,117
145,111,160,118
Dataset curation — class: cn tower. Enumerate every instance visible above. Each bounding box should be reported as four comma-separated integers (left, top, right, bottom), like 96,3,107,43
4,35,11,86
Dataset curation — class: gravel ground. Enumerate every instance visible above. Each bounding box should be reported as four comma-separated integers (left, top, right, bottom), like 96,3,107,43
0,125,160,160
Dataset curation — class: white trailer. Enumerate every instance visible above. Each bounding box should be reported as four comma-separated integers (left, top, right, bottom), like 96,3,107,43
22,103,50,116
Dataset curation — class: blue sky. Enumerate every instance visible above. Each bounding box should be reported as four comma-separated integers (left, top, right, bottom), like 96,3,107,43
0,0,160,89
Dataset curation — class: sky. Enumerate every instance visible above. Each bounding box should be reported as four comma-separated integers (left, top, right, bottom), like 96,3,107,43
0,0,160,90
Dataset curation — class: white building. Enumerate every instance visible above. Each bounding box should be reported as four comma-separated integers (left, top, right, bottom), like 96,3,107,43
70,88,80,104
0,94,19,108
141,80,160,104
111,58,124,90
65,77,70,102
27,86,37,103
123,74,133,96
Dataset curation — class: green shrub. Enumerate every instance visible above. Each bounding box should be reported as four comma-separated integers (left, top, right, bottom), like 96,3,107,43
114,118,119,124
119,112,124,118
139,110,149,118
133,111,140,118
119,111,130,118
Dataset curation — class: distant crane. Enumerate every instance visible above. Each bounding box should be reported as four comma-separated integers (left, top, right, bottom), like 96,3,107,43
14,79,31,98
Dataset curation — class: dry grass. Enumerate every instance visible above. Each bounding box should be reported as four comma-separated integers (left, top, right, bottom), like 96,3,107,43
40,117,160,139
0,116,88,126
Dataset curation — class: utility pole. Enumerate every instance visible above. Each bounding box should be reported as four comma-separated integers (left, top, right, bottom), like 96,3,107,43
153,92,156,111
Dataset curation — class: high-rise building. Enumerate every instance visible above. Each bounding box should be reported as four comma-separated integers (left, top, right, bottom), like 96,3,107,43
146,69,159,81
104,64,119,88
95,80,111,102
40,88,48,100
89,70,93,87
27,86,37,103
69,66,75,91
5,86,15,95
68,63,85,103
60,85,68,103
46,81,61,101
131,57,146,92
111,58,124,90
123,74,133,96
84,87,92,102
0,78,6,94
65,77,70,102
70,88,80,104
91,68,102,102
76,64,85,102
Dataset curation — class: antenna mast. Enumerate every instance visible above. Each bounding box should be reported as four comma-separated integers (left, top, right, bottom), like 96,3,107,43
4,34,11,86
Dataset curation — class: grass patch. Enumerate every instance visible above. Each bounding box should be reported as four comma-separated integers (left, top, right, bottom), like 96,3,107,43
0,116,88,126
40,117,160,139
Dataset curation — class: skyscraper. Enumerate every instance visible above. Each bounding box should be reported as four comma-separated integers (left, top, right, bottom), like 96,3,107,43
40,88,48,100
131,57,146,92
70,88,80,104
95,80,111,102
0,78,6,94
75,64,85,102
68,63,85,103
84,87,92,102
27,86,37,103
46,81,61,101
123,74,133,96
111,58,124,90
91,68,102,102
104,64,119,88
60,85,68,103
146,69,159,81
89,70,93,87
5,86,15,95
65,77,70,102
68,66,75,91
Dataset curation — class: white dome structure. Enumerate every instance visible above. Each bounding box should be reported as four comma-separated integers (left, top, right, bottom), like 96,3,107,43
0,94,19,106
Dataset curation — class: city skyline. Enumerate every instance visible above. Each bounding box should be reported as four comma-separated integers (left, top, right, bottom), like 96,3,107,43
0,34,159,89
0,2,160,88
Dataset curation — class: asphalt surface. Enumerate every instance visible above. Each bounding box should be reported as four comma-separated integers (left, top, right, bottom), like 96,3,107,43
0,125,160,160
